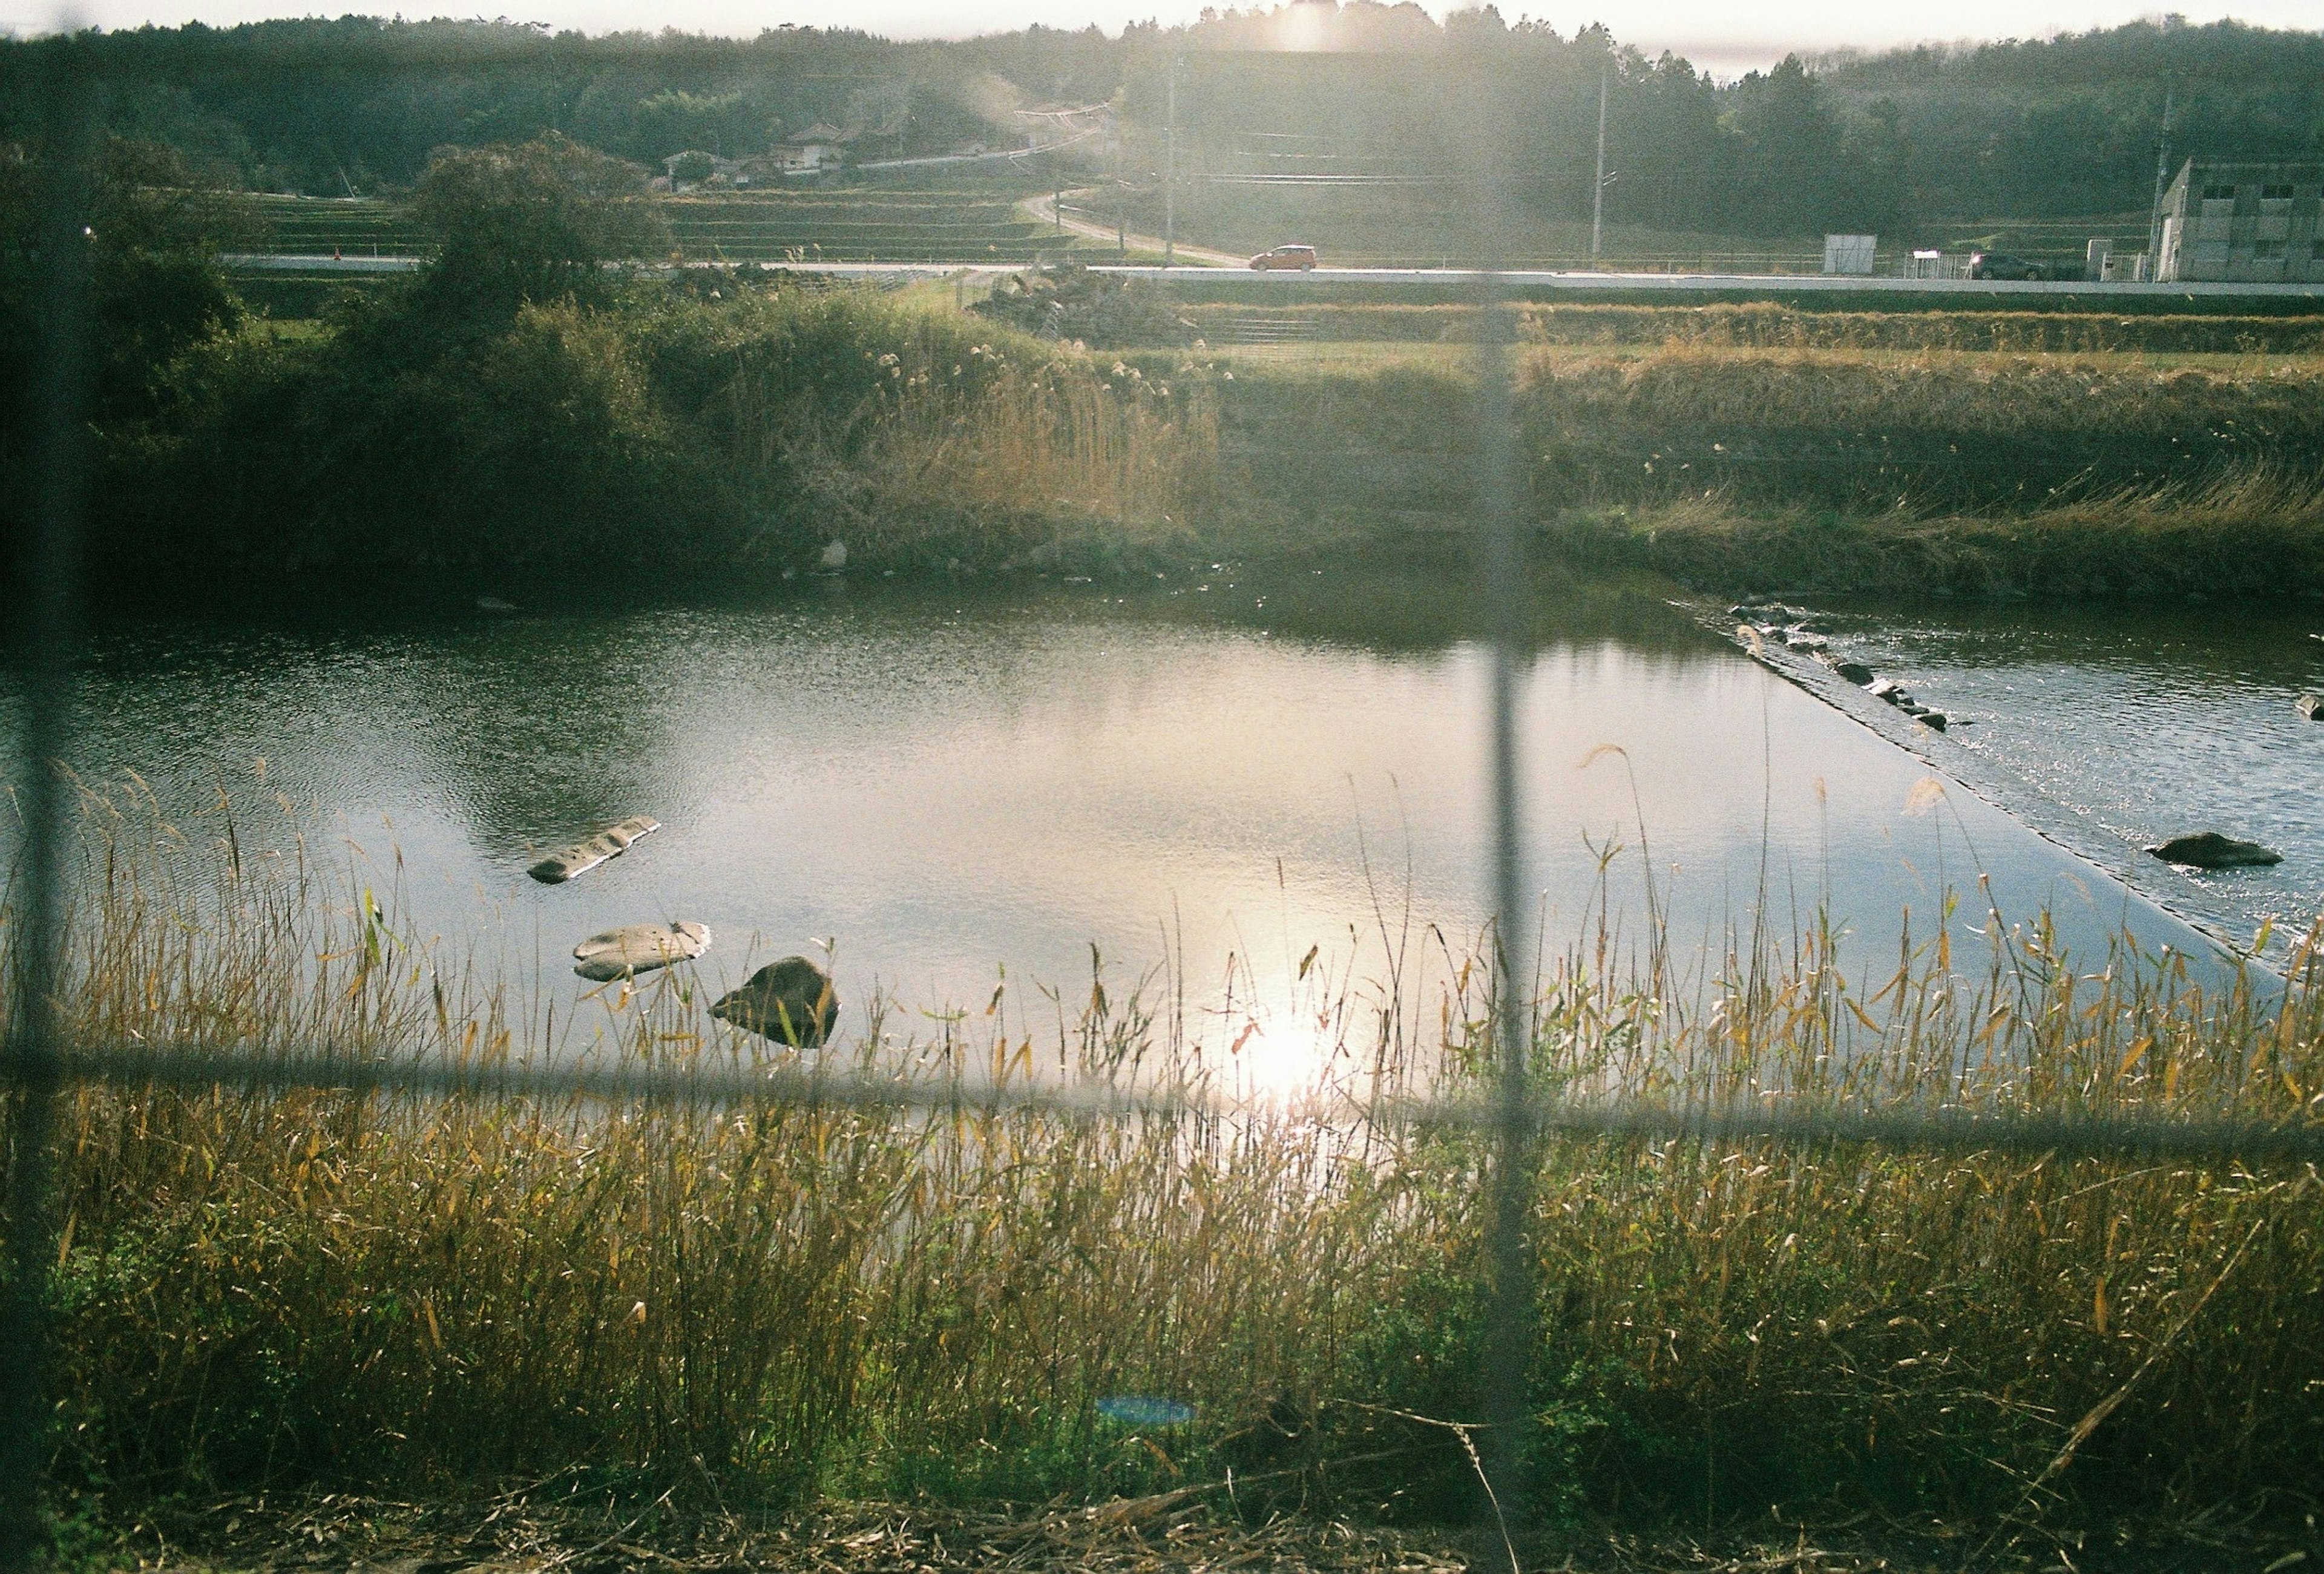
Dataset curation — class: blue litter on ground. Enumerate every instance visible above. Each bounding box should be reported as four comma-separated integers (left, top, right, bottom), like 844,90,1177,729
1097,1397,1195,1426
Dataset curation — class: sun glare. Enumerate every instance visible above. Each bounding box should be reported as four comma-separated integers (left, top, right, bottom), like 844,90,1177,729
1273,1,1332,52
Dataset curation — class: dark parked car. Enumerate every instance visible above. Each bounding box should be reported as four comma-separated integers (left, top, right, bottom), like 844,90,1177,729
1968,251,2046,281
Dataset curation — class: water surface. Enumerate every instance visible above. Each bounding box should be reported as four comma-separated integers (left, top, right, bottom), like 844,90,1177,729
1794,597,2324,962
5,569,2221,1077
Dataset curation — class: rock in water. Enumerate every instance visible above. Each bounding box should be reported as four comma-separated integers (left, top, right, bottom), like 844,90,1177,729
528,816,661,884
573,921,711,982
1834,661,1876,686
711,956,839,1046
2145,832,2283,870
819,539,849,571
2298,693,2323,721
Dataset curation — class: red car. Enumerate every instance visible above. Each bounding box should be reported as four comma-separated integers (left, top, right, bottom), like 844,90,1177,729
1250,244,1319,271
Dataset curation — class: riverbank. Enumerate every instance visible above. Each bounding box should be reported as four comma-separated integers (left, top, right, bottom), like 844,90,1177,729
16,792,2323,1561
96,1484,2323,1574
20,248,2324,600
1545,468,2324,599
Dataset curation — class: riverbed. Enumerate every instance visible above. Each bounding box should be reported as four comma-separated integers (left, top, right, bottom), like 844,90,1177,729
5,568,2236,1079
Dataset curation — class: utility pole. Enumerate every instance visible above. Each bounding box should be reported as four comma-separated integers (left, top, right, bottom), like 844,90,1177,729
2147,82,2175,270
1164,55,1178,268
1590,65,1609,263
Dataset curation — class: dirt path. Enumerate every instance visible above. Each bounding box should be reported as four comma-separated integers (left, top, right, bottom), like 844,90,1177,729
1019,189,1249,269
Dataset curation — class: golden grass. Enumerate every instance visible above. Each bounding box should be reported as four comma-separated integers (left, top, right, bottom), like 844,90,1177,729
10,784,2324,1543
1168,302,2324,359
703,303,1217,565
1564,462,2324,598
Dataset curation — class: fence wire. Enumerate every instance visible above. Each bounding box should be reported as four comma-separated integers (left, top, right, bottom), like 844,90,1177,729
5,47,2324,1574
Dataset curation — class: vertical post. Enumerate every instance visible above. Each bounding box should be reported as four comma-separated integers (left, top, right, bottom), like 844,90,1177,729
1055,183,1063,235
1470,108,1535,1567
2,53,96,1574
2147,82,2173,265
1590,65,1608,264
1164,55,1178,269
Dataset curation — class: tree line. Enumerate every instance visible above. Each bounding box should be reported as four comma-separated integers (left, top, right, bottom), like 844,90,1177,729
0,6,2320,238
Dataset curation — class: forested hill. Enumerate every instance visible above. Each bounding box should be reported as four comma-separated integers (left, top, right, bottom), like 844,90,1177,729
1,7,2319,238
1814,21,2324,222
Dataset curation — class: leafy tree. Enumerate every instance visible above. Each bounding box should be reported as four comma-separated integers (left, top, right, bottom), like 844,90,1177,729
410,132,669,307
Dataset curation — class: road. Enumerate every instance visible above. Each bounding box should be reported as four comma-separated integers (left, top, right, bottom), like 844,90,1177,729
1019,189,1247,269
221,252,2324,301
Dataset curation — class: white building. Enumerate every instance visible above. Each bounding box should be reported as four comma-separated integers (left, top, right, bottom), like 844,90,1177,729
773,123,850,175
2156,160,2324,283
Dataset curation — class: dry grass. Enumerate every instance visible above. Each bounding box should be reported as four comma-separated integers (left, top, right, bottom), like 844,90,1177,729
1169,303,2324,358
10,787,2324,1552
114,1489,1477,1573
706,306,1218,568
1558,462,2324,597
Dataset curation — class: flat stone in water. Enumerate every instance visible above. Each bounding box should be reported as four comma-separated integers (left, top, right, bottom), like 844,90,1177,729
573,920,711,981
528,816,661,884
2145,832,2283,870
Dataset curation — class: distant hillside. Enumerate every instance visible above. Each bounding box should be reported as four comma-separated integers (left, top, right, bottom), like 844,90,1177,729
2,8,2319,245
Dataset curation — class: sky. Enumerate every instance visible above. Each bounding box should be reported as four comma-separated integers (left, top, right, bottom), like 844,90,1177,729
6,0,2320,77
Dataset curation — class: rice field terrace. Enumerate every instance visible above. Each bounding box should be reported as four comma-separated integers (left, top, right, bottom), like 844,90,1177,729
240,188,1100,266
660,190,1091,265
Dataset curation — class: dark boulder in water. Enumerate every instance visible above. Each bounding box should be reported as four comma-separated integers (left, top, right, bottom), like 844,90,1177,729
1835,661,1876,686
2298,693,2323,721
712,956,839,1044
2145,832,2283,870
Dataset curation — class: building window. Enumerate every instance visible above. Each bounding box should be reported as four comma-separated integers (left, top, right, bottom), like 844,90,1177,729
2260,183,2296,200
2253,240,2285,258
2202,183,2239,201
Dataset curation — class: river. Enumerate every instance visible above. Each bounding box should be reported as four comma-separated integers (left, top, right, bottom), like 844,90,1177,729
4,566,2255,1079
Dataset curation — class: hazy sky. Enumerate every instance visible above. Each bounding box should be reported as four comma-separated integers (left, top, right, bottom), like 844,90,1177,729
8,0,2319,76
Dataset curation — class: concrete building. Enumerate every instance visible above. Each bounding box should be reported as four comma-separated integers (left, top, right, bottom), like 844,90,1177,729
2155,160,2324,283
773,124,850,175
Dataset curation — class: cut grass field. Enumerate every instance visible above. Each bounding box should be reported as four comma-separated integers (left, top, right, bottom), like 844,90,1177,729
10,789,2324,1567
240,187,1106,266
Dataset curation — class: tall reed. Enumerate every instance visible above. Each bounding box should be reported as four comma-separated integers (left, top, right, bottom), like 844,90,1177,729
7,787,2322,1537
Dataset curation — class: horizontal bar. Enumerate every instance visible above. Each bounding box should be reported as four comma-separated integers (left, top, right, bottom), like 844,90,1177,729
49,1043,2324,1164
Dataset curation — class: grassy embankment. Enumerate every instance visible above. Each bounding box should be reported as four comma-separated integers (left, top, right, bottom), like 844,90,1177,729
10,790,2324,1564
1178,309,2324,598
76,263,2324,598
107,271,1216,581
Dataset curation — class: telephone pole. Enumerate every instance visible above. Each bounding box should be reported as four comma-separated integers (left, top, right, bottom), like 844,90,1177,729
2147,82,2175,269
1590,66,1609,263
1164,55,1178,267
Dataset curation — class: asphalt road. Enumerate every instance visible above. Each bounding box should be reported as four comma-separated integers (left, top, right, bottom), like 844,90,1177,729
222,252,2324,300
